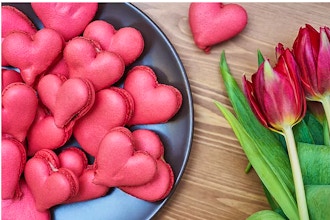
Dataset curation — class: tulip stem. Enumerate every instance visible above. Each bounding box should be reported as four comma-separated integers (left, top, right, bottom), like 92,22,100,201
320,95,330,142
282,125,309,220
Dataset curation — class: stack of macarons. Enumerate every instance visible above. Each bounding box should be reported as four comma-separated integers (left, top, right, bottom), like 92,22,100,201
1,3,182,218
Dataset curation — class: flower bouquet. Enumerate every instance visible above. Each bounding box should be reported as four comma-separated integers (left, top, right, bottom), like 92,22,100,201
215,24,330,220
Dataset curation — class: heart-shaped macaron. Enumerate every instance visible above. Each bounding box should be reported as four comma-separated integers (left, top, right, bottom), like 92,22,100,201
1,69,23,91
58,147,88,177
1,5,37,66
58,146,109,203
64,37,125,91
83,20,144,66
120,129,174,202
31,3,98,41
24,149,79,211
2,179,51,220
58,148,109,203
73,87,134,156
37,74,95,129
2,82,38,142
1,136,26,200
1,5,37,38
2,28,64,86
93,127,157,187
65,165,109,204
189,3,247,53
121,160,174,202
27,105,72,156
124,65,182,125
37,74,66,113
132,129,164,159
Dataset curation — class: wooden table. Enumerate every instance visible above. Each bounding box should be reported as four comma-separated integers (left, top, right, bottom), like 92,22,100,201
133,3,330,219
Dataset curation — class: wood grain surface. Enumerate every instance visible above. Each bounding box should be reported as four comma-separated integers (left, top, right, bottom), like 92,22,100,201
133,2,330,220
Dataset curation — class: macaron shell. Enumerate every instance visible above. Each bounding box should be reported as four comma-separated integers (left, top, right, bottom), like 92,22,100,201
37,73,67,114
31,3,98,41
32,149,60,172
2,82,38,142
53,77,95,129
65,166,109,204
124,65,182,125
93,127,157,187
83,20,144,66
110,87,135,123
58,147,88,177
24,149,79,211
108,27,144,65
73,87,134,156
2,28,64,86
1,3,37,66
1,69,23,91
64,37,125,91
1,136,27,200
120,159,174,202
1,179,51,220
132,129,164,159
82,20,116,51
27,115,72,156
1,5,37,37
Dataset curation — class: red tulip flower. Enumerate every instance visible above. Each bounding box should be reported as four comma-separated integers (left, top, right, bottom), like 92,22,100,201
243,48,306,133
292,24,330,101
293,24,330,137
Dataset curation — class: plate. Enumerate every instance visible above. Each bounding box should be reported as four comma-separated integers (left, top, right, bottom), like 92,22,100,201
3,2,194,220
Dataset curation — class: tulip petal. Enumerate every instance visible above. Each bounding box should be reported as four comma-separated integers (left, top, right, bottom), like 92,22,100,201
293,26,319,99
242,75,268,127
317,27,330,95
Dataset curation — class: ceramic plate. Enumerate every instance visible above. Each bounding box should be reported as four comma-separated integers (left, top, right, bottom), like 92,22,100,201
3,3,194,220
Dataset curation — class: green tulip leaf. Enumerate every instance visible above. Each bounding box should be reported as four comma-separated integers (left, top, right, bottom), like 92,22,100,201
293,118,316,144
323,120,330,146
247,210,286,220
262,185,287,218
302,111,325,145
298,142,330,185
292,111,325,145
215,102,299,220
257,49,265,67
305,185,330,220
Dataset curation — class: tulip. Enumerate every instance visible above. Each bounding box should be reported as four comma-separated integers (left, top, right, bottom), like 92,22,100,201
243,48,309,220
243,48,306,133
293,24,330,100
292,24,330,134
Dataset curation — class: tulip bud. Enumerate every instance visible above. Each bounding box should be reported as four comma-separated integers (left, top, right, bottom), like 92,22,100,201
243,49,306,132
292,24,330,101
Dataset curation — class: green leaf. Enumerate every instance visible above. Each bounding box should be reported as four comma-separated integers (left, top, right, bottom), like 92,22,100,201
262,185,287,218
322,119,330,146
304,111,325,145
305,185,330,220
301,111,325,145
247,210,286,220
215,102,299,220
257,49,265,67
298,142,330,185
293,119,316,144
218,51,295,195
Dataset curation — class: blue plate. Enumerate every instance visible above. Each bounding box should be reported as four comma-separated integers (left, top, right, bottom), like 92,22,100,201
3,3,194,220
